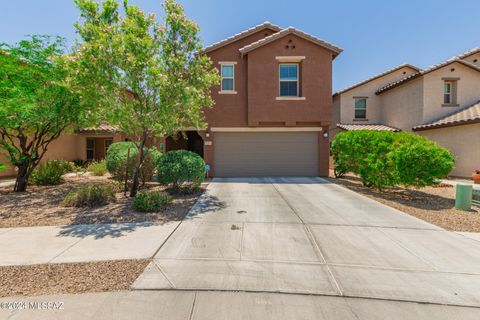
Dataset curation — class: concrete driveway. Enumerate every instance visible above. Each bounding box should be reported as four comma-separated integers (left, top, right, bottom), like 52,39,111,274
133,177,480,308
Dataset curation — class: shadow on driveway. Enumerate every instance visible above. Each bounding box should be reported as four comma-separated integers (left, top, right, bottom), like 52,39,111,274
56,222,162,239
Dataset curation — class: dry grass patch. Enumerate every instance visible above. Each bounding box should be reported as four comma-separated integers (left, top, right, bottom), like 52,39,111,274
327,174,480,232
0,259,150,297
0,174,205,228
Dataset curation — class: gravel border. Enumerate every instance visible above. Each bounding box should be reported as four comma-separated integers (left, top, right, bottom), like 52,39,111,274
327,174,480,232
0,259,150,298
0,174,206,228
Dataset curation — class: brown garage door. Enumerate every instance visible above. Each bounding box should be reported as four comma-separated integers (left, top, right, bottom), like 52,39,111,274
214,132,318,177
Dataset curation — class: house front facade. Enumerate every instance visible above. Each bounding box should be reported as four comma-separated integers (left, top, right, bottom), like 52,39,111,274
332,48,480,177
0,22,342,178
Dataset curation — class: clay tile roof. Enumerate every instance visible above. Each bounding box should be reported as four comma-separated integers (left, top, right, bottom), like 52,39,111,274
238,27,343,58
78,123,119,133
201,21,282,54
412,101,480,131
453,47,480,60
333,63,421,96
337,123,400,132
376,55,480,95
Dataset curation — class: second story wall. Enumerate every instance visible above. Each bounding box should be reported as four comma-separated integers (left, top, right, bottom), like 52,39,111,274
246,34,333,127
337,66,418,125
422,62,480,123
380,77,424,131
204,28,278,128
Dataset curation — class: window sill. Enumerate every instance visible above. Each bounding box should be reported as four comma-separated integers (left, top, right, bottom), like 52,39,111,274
441,104,459,107
276,96,306,101
353,119,368,121
218,91,237,95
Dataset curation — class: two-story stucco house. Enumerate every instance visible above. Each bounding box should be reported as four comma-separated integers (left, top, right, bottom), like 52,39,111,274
332,48,480,177
0,22,342,178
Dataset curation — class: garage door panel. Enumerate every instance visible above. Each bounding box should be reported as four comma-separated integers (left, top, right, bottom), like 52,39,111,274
214,132,318,177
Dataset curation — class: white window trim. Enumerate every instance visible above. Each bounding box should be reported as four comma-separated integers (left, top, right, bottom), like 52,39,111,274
219,62,236,93
279,63,299,97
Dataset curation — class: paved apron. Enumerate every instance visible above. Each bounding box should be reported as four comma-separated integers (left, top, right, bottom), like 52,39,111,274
132,177,480,308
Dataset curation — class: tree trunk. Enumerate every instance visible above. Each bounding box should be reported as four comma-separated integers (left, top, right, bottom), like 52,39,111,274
14,163,31,192
129,137,147,198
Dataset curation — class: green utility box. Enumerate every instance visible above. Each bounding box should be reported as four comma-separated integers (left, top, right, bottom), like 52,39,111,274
455,184,472,211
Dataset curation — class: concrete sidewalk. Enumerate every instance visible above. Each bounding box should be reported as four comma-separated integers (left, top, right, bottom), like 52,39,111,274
1,290,479,320
0,222,179,266
133,177,480,308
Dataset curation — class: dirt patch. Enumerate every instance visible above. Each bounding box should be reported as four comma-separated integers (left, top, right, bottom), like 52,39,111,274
0,174,205,228
0,259,149,297
326,174,480,232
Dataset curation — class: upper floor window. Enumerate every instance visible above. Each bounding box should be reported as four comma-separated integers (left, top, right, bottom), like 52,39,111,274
279,64,299,97
354,98,367,119
443,80,457,105
221,64,235,92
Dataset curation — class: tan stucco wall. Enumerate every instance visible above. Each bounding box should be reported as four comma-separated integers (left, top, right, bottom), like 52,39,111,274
461,52,480,67
0,132,124,178
338,66,418,125
422,62,480,124
417,123,480,177
380,77,424,131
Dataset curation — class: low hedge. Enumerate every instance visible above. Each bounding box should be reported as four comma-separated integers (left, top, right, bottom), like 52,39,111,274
331,131,454,189
132,190,173,212
30,160,75,186
63,183,118,207
157,150,205,191
106,142,161,184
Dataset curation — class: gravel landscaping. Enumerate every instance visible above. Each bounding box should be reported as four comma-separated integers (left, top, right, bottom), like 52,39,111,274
327,174,480,232
0,174,206,228
0,259,150,297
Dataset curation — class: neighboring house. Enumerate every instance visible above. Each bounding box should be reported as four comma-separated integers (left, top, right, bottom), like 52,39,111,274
0,125,127,178
332,48,480,177
0,22,342,178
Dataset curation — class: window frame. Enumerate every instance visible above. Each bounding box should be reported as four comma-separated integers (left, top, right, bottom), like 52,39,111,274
279,63,299,97
86,138,95,161
354,98,367,120
443,81,452,104
220,63,235,92
104,139,113,156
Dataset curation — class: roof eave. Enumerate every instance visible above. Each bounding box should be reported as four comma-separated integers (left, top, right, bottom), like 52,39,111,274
413,118,480,131
200,22,282,55
239,28,343,57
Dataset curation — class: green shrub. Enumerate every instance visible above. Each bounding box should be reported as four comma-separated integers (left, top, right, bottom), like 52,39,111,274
106,142,161,184
157,150,205,191
331,131,455,189
0,163,5,171
132,190,173,212
30,160,74,185
63,183,117,207
87,161,107,176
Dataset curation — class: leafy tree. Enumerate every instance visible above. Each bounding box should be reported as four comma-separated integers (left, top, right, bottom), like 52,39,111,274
0,36,94,192
73,0,219,196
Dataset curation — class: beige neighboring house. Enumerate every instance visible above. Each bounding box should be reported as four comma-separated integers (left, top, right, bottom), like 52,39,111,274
332,48,480,177
0,126,127,178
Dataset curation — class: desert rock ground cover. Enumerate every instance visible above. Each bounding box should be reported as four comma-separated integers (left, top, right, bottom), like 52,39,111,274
0,173,205,228
327,173,480,232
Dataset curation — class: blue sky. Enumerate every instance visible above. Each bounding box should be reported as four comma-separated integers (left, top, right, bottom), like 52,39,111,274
1,0,478,92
